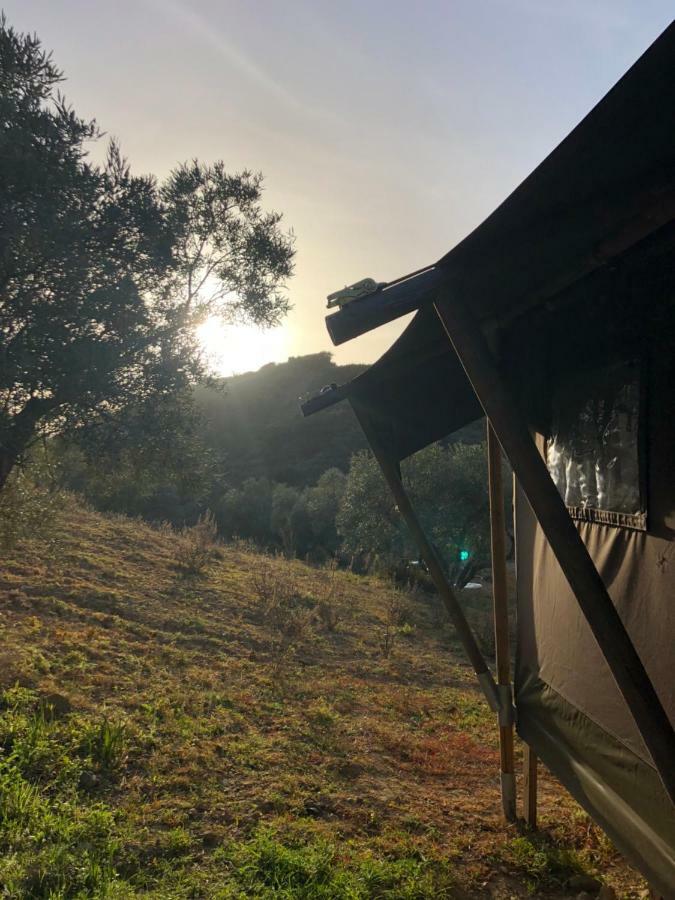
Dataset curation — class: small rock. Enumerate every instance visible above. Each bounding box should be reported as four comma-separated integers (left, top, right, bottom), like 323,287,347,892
598,887,617,900
78,770,100,791
568,873,602,894
576,893,594,900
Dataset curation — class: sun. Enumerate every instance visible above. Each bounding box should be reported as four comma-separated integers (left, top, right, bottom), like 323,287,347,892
196,316,289,376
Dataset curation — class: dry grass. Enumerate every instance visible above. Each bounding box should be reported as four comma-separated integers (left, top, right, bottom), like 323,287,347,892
0,496,647,898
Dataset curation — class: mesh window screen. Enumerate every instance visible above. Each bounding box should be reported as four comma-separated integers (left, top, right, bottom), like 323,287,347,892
546,360,645,529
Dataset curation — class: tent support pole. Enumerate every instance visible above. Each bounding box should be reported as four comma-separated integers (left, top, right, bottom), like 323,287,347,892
432,295,675,806
352,410,502,711
487,423,517,822
523,744,538,828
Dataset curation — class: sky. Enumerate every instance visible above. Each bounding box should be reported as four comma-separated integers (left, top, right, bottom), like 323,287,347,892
5,1,674,373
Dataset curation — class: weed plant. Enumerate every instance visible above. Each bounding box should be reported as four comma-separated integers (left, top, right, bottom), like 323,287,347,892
176,510,219,576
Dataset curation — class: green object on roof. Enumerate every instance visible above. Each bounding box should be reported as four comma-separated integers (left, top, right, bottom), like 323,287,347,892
326,277,385,309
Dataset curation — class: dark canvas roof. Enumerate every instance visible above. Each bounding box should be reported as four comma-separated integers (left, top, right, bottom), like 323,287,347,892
347,305,483,461
303,22,675,462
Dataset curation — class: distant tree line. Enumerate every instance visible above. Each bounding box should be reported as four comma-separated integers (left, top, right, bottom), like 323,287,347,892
42,346,501,578
51,420,501,581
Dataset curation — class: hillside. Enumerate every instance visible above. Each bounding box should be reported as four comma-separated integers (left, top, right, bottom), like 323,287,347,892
0,498,646,898
196,353,369,488
195,352,488,490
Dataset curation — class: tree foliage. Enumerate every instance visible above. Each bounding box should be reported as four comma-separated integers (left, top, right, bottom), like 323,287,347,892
52,394,222,524
163,161,292,326
304,468,346,552
207,443,494,573
213,468,347,561
0,17,294,490
338,442,494,579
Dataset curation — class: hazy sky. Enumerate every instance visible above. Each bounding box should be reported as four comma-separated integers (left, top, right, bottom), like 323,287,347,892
5,2,673,372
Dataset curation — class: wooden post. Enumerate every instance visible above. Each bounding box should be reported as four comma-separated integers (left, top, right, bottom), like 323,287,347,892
523,744,538,828
352,409,501,706
487,423,517,822
433,294,675,806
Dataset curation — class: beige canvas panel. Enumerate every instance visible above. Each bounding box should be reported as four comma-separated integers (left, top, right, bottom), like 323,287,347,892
517,484,673,765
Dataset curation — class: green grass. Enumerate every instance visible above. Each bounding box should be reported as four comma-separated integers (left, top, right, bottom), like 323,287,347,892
0,496,646,898
500,834,586,891
217,827,455,899
80,718,126,773
0,688,126,898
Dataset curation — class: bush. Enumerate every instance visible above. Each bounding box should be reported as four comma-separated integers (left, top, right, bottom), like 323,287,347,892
251,558,317,672
316,558,347,633
176,510,219,576
0,467,62,552
378,587,412,659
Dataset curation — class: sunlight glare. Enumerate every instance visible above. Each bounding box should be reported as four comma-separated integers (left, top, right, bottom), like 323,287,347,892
196,317,289,376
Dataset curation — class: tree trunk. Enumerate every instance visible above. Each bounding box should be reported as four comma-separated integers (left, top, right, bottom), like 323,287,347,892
0,448,16,492
0,397,52,492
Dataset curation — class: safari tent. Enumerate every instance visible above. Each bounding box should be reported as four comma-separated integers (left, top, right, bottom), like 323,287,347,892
301,23,675,895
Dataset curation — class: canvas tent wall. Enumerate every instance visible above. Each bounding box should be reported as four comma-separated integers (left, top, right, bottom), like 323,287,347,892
506,231,675,893
301,23,675,895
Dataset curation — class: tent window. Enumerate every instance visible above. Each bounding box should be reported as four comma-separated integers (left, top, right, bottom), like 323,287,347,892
546,360,645,530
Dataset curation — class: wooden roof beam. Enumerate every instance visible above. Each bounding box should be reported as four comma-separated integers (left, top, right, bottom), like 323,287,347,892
325,266,442,346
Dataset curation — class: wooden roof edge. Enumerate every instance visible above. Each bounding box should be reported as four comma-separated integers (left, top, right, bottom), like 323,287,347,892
299,383,346,417
325,265,442,346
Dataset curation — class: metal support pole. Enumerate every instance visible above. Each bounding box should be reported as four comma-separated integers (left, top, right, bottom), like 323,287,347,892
352,408,501,710
433,294,675,805
487,423,517,822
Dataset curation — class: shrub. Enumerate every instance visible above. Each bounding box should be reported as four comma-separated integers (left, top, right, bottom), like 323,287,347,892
176,510,219,576
0,467,62,552
250,556,279,608
251,558,317,672
316,557,347,633
378,587,412,659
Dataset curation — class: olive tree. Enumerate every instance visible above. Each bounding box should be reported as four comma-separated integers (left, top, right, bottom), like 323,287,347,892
337,442,492,579
0,17,294,490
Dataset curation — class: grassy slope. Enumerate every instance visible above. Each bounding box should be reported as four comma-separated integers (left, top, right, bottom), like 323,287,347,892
0,498,646,899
